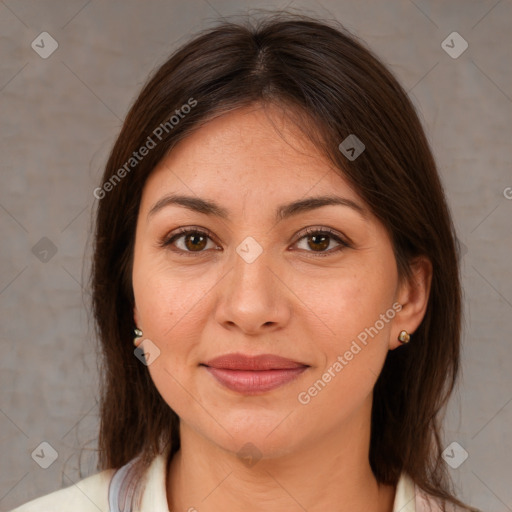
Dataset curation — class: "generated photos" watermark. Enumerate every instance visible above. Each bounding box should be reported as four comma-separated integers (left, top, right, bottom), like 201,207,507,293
94,97,197,200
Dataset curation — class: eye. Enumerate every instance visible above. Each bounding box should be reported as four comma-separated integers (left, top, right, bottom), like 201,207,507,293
160,226,350,257
160,227,219,255
292,227,350,256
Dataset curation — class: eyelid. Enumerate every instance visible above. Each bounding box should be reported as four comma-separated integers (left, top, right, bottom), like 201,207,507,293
159,225,352,256
293,226,352,248
159,226,220,256
290,226,352,257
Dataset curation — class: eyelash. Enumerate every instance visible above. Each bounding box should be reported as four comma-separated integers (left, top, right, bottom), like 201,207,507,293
159,226,351,258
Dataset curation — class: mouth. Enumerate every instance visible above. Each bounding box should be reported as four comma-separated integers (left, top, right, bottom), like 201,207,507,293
200,353,309,395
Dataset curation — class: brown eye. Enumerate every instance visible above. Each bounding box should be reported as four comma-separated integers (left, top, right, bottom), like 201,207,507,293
306,233,330,252
162,228,218,255
294,228,350,256
183,232,208,251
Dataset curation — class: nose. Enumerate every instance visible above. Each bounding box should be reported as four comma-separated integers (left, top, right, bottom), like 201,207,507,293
214,241,292,335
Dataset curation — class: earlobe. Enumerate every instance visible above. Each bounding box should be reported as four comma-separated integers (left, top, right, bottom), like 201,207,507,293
390,256,432,350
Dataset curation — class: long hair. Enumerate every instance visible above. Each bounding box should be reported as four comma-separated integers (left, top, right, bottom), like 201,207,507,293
91,12,477,511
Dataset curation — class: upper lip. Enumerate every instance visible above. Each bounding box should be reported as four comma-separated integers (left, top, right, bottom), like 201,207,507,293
202,353,308,371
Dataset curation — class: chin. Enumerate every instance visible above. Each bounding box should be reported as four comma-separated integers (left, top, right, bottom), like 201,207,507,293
200,412,307,461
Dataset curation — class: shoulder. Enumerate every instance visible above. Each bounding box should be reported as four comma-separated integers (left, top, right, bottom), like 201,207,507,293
8,449,169,512
396,472,469,512
8,468,115,512
414,480,469,512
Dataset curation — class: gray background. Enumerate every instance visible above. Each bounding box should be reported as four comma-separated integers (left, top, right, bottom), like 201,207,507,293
1,1,511,511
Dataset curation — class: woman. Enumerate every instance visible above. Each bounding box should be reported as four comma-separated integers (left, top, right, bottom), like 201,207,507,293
11,12,480,512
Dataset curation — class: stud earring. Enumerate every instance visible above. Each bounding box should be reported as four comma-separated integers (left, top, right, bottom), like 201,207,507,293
398,330,410,344
133,328,143,347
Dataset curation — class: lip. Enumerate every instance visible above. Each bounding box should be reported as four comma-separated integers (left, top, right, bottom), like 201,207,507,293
201,353,309,395
204,353,307,370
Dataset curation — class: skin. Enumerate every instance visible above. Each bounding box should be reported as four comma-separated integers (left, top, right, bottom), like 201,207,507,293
132,103,432,512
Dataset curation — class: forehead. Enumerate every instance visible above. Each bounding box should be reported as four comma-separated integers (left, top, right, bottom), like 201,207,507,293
141,104,361,209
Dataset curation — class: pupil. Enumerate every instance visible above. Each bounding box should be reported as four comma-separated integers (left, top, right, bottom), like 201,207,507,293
186,234,206,251
309,234,329,251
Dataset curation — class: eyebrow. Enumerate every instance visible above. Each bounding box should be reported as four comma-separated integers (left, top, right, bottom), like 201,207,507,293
148,193,367,222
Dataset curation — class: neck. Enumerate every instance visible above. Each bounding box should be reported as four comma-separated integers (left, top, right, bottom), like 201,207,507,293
166,395,396,512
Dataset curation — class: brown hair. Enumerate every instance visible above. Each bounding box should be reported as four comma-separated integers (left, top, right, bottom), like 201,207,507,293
91,11,478,511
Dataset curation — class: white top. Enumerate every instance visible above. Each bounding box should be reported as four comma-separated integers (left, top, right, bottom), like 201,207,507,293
10,448,446,512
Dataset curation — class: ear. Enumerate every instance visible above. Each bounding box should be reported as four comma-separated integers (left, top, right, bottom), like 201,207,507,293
389,256,432,350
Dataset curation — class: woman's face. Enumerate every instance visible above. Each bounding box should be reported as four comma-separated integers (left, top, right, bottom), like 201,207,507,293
132,104,419,458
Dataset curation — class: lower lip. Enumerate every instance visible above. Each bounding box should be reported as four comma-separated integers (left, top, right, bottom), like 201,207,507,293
204,366,308,394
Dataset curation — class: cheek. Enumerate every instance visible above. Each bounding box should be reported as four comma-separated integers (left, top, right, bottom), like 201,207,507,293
134,268,209,418
295,278,394,420
294,261,397,406
133,256,213,336
132,257,216,384
296,263,397,347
